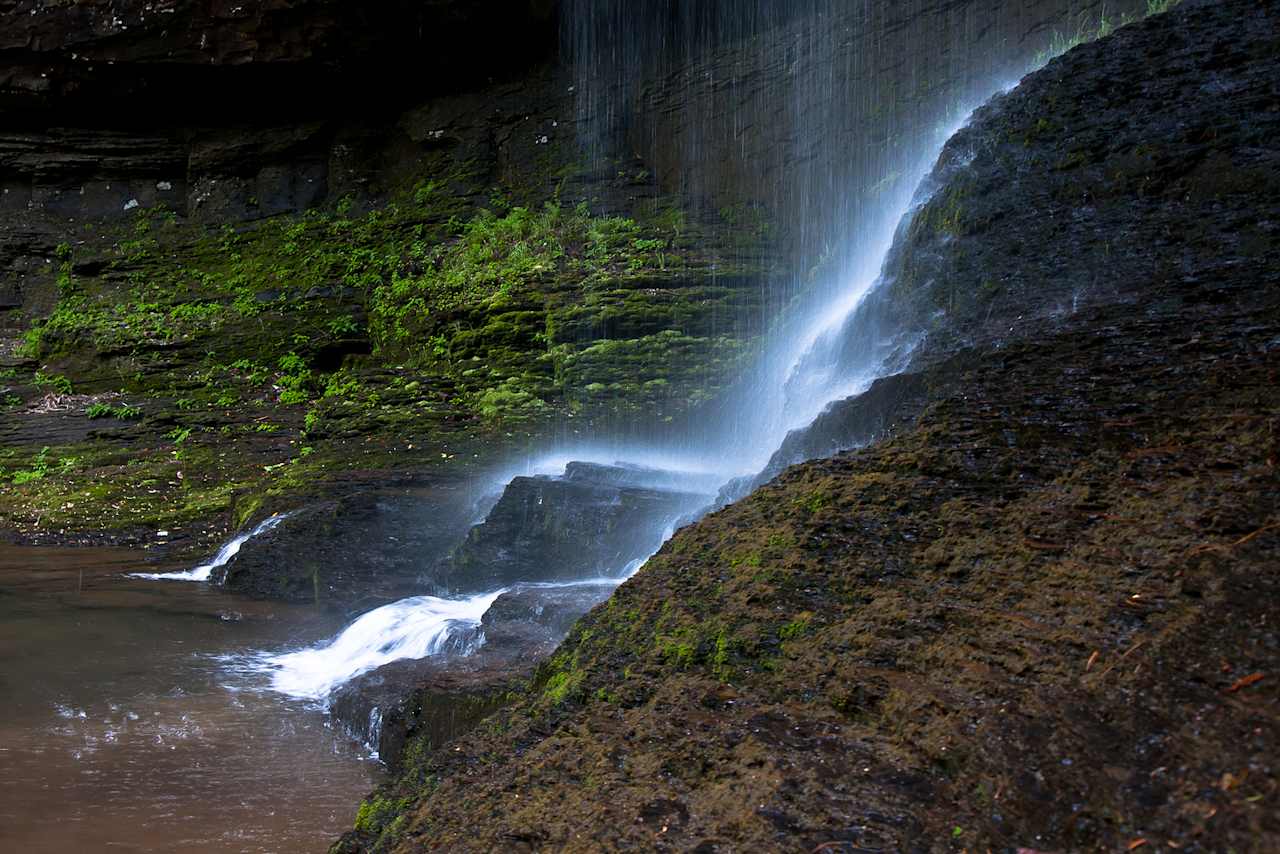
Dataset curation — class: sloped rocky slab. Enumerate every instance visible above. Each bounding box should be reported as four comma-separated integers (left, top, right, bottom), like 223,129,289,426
436,462,712,592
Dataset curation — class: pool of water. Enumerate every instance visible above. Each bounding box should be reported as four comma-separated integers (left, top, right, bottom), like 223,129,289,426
0,544,381,853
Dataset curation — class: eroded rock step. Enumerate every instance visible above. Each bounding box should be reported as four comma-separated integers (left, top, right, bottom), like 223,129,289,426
330,582,616,768
326,459,718,763
435,461,714,592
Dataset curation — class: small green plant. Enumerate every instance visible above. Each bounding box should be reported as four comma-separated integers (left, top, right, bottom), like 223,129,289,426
275,352,314,405
11,447,51,485
779,617,811,640
353,796,412,836
166,426,193,444
793,489,831,514
85,402,143,420
34,372,73,395
322,371,362,400
542,669,584,704
413,180,438,206
327,315,359,336
229,359,270,385
1033,2,1180,67
169,302,222,325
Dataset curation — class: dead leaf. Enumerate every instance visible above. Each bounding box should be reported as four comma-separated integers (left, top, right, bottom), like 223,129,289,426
1128,839,1148,851
1085,651,1100,671
1225,672,1264,693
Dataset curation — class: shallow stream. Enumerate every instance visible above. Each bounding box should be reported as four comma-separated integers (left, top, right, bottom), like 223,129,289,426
0,545,380,853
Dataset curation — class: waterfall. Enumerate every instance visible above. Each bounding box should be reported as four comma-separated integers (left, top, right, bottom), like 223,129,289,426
129,513,292,583
251,120,966,704
247,0,1151,705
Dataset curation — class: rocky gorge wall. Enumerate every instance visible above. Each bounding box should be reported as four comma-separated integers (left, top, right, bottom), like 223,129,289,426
1,0,1154,319
0,0,1166,563
568,0,1150,272
0,0,557,315
5,4,1275,849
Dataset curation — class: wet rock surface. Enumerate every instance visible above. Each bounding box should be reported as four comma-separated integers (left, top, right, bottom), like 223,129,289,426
216,481,479,609
574,0,1150,260
757,0,1280,482
0,0,556,210
481,583,617,648
329,656,520,775
0,1,562,334
330,582,614,769
337,2,1280,850
436,462,711,593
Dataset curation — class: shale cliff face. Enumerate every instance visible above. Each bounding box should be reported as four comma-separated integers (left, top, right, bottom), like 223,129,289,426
0,0,771,555
0,0,1161,571
0,0,556,314
569,0,1150,266
336,1,1280,850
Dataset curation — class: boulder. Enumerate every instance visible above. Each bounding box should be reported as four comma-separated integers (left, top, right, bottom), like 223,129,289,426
435,462,712,592
216,482,479,609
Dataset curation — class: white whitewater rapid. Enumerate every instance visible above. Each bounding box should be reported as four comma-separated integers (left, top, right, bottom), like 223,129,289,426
258,588,507,701
129,513,291,582
256,578,623,702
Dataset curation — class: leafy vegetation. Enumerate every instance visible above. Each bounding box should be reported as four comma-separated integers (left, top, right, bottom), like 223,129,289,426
369,201,679,354
85,402,142,420
4,145,772,540
1033,0,1183,66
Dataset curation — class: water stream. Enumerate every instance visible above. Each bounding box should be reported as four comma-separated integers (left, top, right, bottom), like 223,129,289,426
128,514,293,583
239,16,1022,708
0,545,378,853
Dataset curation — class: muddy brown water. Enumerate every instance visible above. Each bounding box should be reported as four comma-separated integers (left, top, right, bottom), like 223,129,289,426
0,545,381,853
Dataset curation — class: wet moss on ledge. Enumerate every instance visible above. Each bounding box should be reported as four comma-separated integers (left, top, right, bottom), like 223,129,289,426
2,139,777,546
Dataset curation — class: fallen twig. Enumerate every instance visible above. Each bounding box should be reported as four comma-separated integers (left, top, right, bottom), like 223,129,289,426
1188,521,1280,556
1089,641,1146,682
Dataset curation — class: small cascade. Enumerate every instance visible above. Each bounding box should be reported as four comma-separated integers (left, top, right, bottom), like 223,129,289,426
243,3,1125,711
129,513,292,583
255,589,506,702
248,118,979,705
